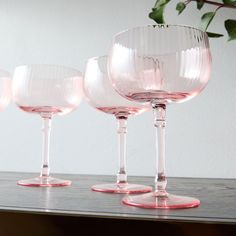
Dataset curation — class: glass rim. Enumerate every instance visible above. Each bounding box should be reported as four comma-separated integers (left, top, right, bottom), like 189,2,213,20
86,55,108,63
84,56,108,74
112,24,209,40
13,64,82,75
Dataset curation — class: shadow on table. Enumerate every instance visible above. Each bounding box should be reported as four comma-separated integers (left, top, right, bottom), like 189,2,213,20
0,212,235,236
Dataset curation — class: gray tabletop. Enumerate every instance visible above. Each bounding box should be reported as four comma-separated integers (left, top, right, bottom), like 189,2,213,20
0,172,235,224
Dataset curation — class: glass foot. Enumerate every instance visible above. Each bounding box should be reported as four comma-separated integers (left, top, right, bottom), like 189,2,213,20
92,183,152,194
17,176,72,187
123,192,200,209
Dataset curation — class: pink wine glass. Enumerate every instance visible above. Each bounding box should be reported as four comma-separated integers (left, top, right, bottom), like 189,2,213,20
83,56,152,194
109,25,211,208
0,70,11,111
12,64,83,187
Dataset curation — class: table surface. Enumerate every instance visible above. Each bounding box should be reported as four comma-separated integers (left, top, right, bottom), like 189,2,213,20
0,172,235,224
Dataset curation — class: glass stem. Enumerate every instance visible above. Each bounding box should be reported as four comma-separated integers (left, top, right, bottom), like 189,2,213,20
152,103,167,196
40,115,52,178
116,116,128,185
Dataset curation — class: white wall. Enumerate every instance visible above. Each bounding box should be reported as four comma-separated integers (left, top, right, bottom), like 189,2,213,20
0,0,235,178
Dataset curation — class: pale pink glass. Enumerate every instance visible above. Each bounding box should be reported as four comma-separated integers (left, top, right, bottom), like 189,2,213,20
0,70,11,111
109,25,211,208
13,64,83,187
83,56,152,194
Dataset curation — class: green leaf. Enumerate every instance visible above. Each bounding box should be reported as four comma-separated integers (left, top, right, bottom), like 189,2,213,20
154,0,170,8
222,0,236,5
225,19,236,41
206,32,224,38
176,2,186,15
149,7,165,23
200,12,216,31
149,0,170,24
197,0,204,10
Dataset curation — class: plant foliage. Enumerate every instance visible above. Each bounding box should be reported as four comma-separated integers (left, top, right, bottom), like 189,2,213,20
149,0,236,41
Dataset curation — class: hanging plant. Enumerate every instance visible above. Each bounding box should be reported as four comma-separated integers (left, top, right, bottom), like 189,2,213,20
149,0,236,40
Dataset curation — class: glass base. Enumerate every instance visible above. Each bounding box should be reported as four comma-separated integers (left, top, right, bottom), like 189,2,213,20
17,176,72,187
123,192,200,209
92,183,152,194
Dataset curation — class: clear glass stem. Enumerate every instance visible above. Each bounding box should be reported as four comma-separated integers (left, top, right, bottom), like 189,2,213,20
40,115,52,178
152,103,167,196
116,116,128,184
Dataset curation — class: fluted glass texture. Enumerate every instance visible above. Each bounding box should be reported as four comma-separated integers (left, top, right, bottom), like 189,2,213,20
0,70,11,111
109,25,212,104
13,64,83,116
84,56,149,117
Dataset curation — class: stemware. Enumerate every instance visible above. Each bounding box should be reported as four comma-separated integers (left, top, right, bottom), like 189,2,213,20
12,64,83,187
83,56,152,194
109,25,211,208
0,70,11,112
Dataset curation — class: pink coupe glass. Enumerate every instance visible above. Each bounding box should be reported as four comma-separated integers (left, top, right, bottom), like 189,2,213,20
0,70,11,111
84,56,152,194
109,25,212,208
12,64,83,187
